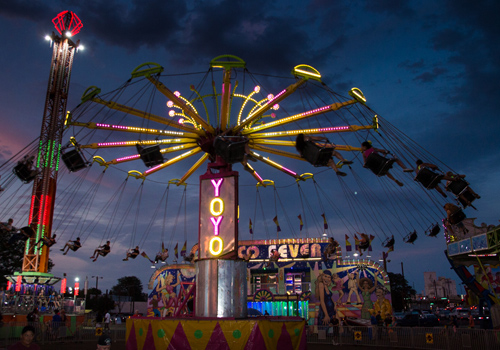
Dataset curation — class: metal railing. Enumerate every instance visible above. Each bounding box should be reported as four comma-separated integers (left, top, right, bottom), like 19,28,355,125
1,295,85,314
0,321,125,348
307,325,500,349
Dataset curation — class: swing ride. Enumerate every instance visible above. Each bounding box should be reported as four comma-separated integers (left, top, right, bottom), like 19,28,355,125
0,14,496,338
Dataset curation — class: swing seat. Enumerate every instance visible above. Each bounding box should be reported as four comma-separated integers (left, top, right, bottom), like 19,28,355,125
62,149,89,172
448,209,466,225
364,153,395,176
214,136,247,163
414,167,444,189
383,236,395,248
13,163,37,183
457,191,477,209
137,144,164,167
302,141,334,167
426,224,440,237
445,178,470,196
404,231,418,244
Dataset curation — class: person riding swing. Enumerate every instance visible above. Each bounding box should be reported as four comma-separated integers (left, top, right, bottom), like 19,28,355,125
90,241,111,262
295,134,353,177
361,141,412,187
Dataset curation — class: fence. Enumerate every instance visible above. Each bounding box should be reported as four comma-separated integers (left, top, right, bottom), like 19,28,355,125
0,321,125,348
1,295,86,315
307,325,500,349
4,321,500,349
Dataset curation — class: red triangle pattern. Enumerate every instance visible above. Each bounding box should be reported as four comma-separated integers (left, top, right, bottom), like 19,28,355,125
205,322,230,350
167,321,191,350
277,323,293,350
143,323,156,350
126,322,138,350
243,322,265,350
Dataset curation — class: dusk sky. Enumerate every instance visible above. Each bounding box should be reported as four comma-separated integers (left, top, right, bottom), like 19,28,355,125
0,1,499,296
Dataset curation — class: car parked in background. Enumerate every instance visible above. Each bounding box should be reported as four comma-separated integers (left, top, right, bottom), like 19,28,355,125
396,313,440,327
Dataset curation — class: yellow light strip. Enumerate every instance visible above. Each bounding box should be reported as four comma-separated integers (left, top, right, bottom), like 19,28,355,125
251,145,304,161
92,97,204,135
66,120,199,139
234,79,306,133
248,124,374,138
239,162,265,186
248,151,300,179
80,138,196,149
143,147,202,176
146,77,214,133
241,99,358,135
236,88,260,125
178,153,209,185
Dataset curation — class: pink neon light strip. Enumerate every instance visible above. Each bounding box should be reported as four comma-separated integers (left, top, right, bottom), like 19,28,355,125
96,123,129,130
211,216,223,236
98,141,129,147
267,89,287,104
115,154,141,162
211,178,224,196
281,166,297,176
316,126,350,132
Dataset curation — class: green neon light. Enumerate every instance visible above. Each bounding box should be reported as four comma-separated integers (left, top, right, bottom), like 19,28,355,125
49,140,57,169
36,140,43,168
55,144,61,171
44,140,52,168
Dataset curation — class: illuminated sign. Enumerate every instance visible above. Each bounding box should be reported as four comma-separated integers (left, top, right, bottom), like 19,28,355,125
199,174,238,259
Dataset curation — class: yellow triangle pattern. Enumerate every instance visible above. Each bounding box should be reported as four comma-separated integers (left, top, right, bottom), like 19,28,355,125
219,320,256,350
181,319,217,350
258,319,284,349
151,319,178,349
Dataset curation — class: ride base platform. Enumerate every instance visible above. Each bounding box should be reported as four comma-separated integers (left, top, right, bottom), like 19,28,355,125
126,316,306,350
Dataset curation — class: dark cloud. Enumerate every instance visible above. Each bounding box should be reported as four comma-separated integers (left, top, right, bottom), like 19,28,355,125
413,67,447,83
363,0,414,17
398,59,425,72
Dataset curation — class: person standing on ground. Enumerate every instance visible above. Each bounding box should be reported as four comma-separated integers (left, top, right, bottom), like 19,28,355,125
8,325,40,349
104,310,111,331
468,312,475,328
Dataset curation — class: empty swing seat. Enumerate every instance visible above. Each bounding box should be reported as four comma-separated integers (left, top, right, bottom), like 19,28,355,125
13,163,37,183
426,224,440,237
448,209,466,225
302,141,334,167
414,168,444,189
137,144,164,167
214,136,247,164
383,236,395,248
62,149,89,172
364,153,395,176
404,231,418,243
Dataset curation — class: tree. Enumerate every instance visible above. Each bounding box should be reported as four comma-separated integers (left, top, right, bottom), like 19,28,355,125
388,272,416,312
92,295,115,314
0,233,54,286
110,276,145,301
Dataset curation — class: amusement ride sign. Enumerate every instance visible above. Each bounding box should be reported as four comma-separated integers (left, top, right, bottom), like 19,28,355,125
199,173,238,259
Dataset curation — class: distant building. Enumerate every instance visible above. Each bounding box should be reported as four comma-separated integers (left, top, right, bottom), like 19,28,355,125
424,272,457,298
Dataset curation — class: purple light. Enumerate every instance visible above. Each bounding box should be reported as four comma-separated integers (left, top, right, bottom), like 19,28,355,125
281,166,297,176
317,126,350,132
98,141,128,147
267,89,286,104
211,178,224,197
116,155,140,162
211,216,223,236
